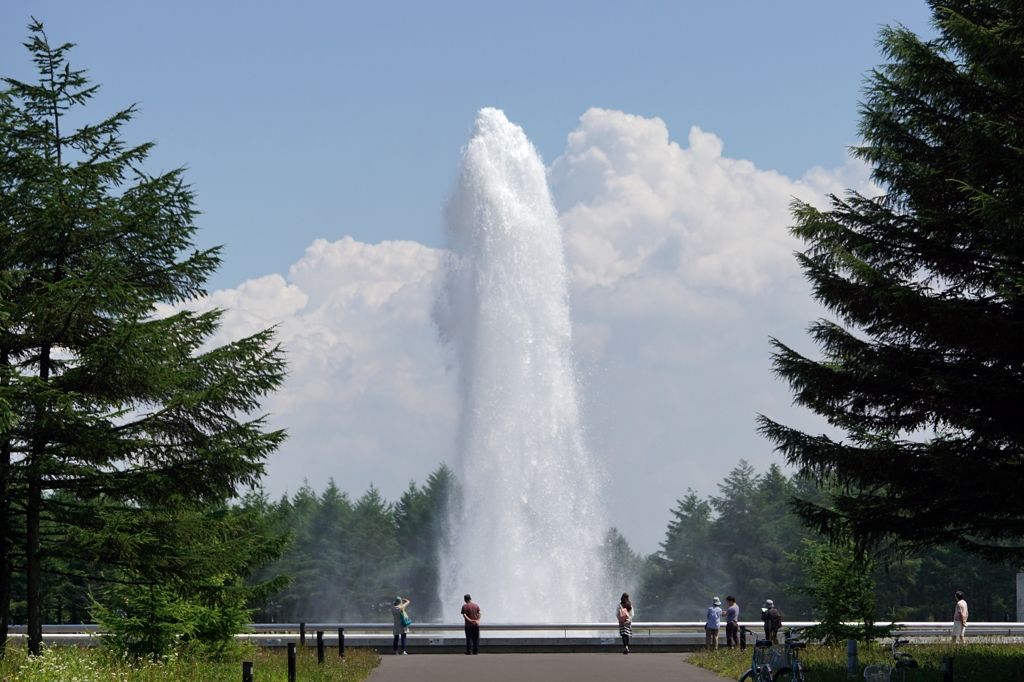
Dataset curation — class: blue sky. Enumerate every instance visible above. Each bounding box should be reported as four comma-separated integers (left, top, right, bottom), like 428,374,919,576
3,1,935,553
4,1,929,290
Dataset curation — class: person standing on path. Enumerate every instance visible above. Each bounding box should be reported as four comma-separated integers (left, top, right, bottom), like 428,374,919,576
391,597,410,655
952,591,969,643
461,594,481,655
724,596,740,649
761,599,782,644
704,597,722,650
617,592,634,655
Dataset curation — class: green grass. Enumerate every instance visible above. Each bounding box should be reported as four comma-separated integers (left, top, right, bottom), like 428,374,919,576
0,643,380,682
687,641,1024,681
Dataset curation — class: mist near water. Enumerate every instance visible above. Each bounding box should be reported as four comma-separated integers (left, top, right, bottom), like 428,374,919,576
434,108,608,622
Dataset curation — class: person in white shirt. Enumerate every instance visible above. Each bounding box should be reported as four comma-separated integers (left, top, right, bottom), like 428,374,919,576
952,591,968,643
705,597,723,650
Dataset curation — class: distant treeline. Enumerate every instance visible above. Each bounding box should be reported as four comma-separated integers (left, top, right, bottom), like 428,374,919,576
13,460,1011,627
239,460,1017,624
631,460,1017,623
240,465,454,623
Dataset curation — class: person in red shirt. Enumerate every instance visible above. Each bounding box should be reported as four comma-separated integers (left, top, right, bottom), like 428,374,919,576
461,594,481,655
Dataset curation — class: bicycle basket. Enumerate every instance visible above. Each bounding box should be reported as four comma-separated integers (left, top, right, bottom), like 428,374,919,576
752,644,788,670
864,663,892,682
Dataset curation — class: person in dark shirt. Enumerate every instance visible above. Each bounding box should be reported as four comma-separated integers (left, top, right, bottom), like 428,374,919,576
461,594,481,655
761,599,782,643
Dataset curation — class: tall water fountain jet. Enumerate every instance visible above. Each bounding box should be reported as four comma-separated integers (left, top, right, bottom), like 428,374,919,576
435,108,606,622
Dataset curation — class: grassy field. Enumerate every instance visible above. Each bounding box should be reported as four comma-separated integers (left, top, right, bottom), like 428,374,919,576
688,641,1024,681
0,643,380,682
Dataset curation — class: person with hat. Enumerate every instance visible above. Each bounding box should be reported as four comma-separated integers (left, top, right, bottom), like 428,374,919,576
761,599,782,643
705,597,723,650
391,597,411,655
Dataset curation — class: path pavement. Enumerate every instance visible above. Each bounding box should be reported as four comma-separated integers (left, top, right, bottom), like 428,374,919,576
367,652,726,682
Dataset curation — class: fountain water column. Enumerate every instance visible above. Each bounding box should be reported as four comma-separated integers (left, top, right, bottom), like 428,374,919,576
435,108,607,623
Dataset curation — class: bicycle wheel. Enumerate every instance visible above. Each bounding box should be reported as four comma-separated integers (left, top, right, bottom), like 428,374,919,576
771,667,793,682
738,669,755,682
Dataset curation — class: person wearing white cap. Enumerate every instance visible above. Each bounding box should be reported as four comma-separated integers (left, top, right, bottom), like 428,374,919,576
705,597,723,650
761,599,782,643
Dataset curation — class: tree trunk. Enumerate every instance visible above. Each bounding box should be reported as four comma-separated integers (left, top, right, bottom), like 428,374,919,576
0,442,9,660
0,429,8,655
26,475,42,654
0,348,11,659
27,344,50,655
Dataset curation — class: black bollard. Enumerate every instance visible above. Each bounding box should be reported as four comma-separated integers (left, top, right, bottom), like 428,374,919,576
299,622,306,647
317,630,325,664
846,640,859,679
942,656,953,682
339,627,345,657
242,661,253,682
288,642,297,682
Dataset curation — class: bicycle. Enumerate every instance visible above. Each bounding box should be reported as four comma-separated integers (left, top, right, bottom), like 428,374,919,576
738,627,779,682
863,636,918,682
769,627,807,682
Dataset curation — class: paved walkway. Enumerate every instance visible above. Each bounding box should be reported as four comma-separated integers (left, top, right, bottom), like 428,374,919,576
367,652,726,682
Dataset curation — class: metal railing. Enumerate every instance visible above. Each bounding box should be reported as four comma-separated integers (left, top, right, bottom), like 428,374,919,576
247,621,1024,637
8,621,1024,640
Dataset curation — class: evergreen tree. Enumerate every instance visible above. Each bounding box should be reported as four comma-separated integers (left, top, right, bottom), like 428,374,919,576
758,1,1024,565
245,465,455,623
0,22,286,654
638,462,825,621
641,491,724,620
347,487,402,616
791,539,890,643
711,463,811,617
875,543,1017,622
228,459,1016,626
395,463,454,620
250,481,403,622
88,503,289,658
602,527,643,607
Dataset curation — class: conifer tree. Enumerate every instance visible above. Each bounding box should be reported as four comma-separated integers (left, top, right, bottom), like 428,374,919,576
791,539,889,643
759,1,1024,565
0,21,286,654
395,464,453,619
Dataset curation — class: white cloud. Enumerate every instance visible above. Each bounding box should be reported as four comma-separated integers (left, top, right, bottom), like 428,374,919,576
179,237,457,499
548,109,875,551
187,109,877,552
552,108,876,299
